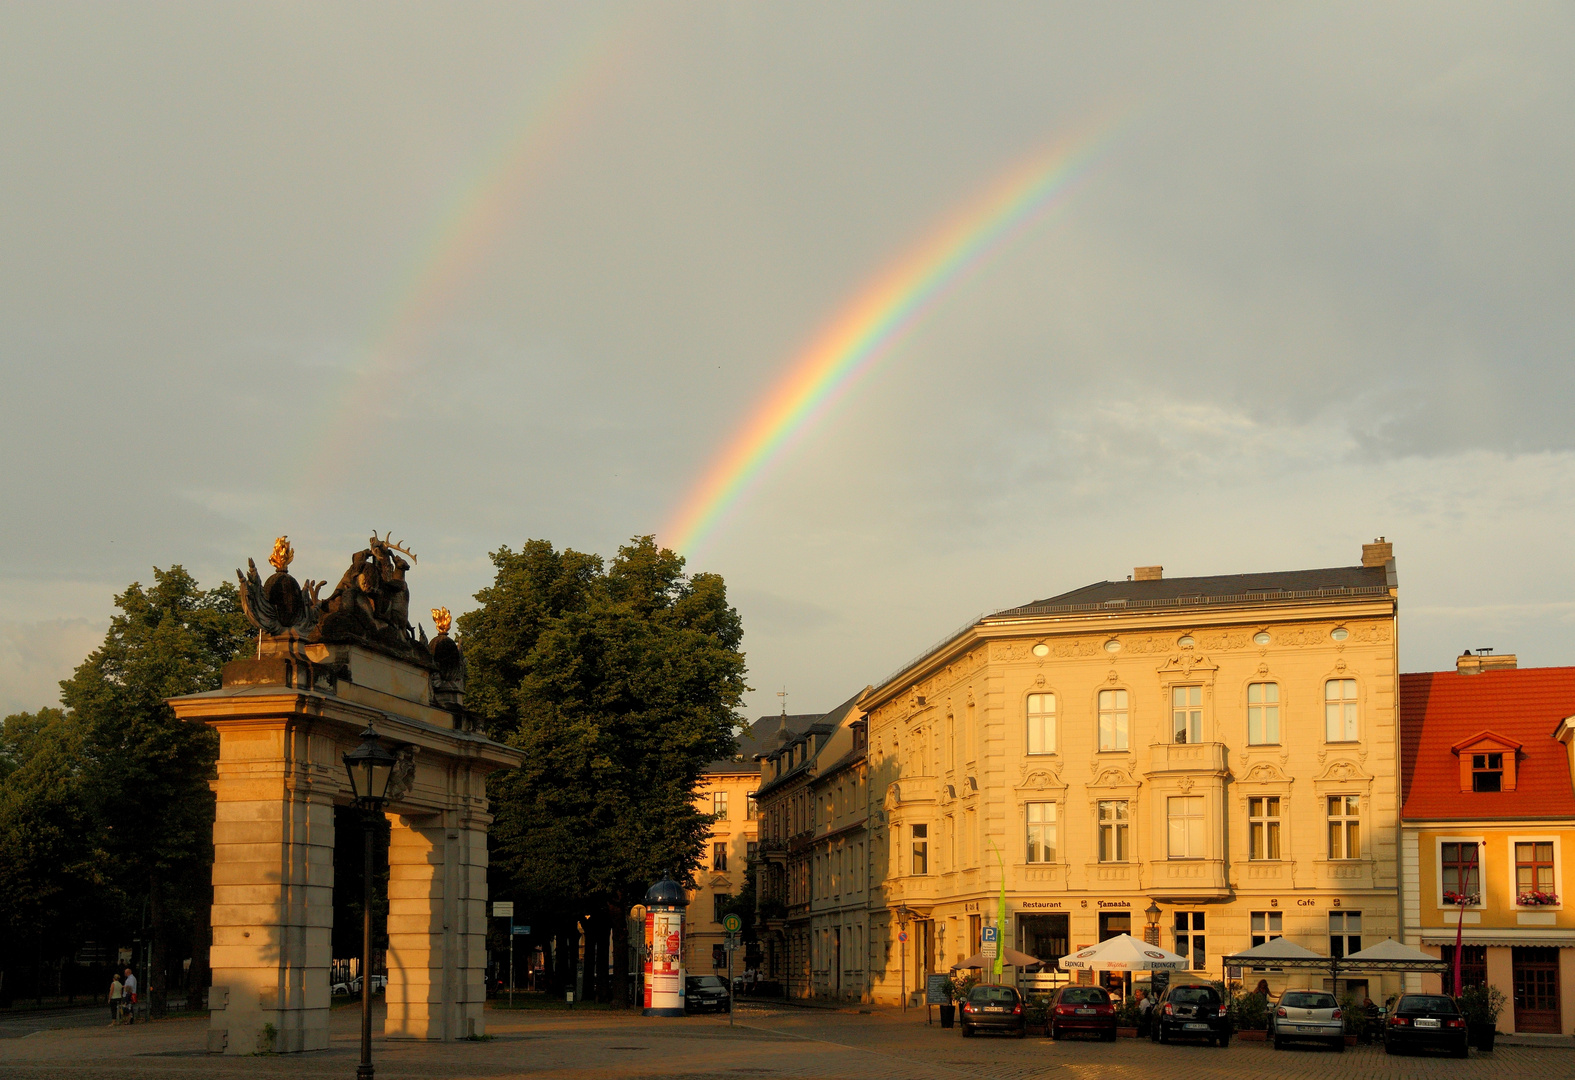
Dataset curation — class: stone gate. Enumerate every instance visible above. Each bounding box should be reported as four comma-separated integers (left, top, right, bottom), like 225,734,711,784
169,536,523,1054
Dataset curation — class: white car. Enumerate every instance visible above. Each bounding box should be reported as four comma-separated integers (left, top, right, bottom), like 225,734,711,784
1270,990,1345,1051
331,975,387,996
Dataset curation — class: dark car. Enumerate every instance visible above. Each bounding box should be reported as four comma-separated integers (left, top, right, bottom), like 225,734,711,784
1048,986,1117,1041
1384,993,1468,1058
684,975,731,1014
1269,990,1345,1051
960,984,1027,1037
1151,982,1232,1046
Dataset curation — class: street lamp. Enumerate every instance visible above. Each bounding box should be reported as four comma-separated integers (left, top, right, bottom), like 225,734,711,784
1145,901,1161,945
343,724,397,1080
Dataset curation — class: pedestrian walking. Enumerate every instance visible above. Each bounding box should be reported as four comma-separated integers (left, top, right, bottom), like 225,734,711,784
108,973,123,1025
122,967,138,1025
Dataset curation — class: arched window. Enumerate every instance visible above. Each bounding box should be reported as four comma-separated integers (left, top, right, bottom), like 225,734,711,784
1027,693,1057,754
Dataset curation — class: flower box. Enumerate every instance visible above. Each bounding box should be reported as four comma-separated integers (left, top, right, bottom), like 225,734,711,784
1117,1027,1139,1039
1235,1029,1267,1042
1517,891,1560,907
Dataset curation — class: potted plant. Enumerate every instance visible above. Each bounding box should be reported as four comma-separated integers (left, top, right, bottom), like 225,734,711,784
1024,994,1051,1036
1231,988,1269,1040
939,979,956,1028
1115,996,1142,1037
1338,993,1362,1046
1458,984,1506,1051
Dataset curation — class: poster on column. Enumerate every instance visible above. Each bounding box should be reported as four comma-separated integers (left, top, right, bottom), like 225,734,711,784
648,909,684,1013
643,911,655,1010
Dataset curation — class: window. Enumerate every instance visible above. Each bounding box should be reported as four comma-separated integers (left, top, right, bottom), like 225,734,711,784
1026,802,1056,863
1329,911,1361,958
911,824,928,875
1515,842,1556,903
1248,796,1281,860
1442,944,1487,991
1027,693,1057,754
1441,842,1480,903
1247,682,1280,744
1097,800,1129,862
1327,795,1361,859
1251,911,1282,947
1167,796,1205,859
713,842,728,872
714,791,729,819
1174,912,1205,970
1472,754,1503,792
1325,679,1358,741
746,794,758,820
1098,689,1129,751
1172,686,1202,743
746,841,758,863
714,893,731,925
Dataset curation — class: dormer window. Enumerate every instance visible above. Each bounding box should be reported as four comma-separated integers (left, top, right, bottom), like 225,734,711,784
1452,731,1522,793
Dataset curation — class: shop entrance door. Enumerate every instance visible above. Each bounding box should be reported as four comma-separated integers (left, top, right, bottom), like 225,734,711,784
1512,947,1560,1033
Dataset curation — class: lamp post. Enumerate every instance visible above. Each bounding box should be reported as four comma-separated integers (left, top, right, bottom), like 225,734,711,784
343,724,397,1080
1144,901,1161,946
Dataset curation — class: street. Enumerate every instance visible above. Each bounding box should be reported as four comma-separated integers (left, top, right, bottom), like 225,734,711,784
0,999,1567,1079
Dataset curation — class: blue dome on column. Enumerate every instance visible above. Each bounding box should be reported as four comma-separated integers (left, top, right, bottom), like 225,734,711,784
645,874,688,907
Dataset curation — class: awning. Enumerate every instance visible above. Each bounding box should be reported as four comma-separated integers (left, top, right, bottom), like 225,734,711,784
1338,939,1449,974
1221,938,1332,969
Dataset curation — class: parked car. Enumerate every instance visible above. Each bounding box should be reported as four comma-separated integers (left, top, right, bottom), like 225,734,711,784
1151,982,1232,1046
960,984,1027,1038
1384,993,1469,1058
684,975,731,1013
1048,986,1117,1041
331,975,387,996
1269,990,1344,1051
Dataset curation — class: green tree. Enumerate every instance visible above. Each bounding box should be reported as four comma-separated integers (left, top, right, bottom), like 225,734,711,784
58,565,252,1013
461,537,746,1005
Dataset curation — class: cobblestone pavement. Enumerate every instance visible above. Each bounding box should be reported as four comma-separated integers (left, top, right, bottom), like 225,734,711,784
0,1000,1566,1079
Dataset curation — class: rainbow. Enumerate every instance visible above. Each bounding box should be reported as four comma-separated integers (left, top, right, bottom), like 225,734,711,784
297,13,641,481
663,116,1125,555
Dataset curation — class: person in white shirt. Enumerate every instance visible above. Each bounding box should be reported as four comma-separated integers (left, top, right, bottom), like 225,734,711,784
108,974,123,1025
122,968,138,1024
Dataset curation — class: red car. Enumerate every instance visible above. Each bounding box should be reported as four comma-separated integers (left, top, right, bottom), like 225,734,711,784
1048,986,1117,1041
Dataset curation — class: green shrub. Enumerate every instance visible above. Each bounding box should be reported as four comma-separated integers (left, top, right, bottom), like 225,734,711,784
1115,997,1143,1026
1457,983,1506,1025
1231,990,1269,1031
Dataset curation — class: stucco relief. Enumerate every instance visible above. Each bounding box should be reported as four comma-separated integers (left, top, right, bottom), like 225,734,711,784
1157,653,1217,677
1118,636,1170,655
1241,761,1292,784
1016,767,1064,791
1316,758,1372,783
1346,623,1391,643
1198,631,1251,650
1275,626,1329,646
1089,765,1139,789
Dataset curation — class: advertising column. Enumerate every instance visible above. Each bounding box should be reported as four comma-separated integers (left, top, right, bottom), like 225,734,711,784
642,875,689,1017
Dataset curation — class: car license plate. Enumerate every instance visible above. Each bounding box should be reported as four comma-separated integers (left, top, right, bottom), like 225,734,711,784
1414,1018,1440,1028
1185,1023,1209,1030
1077,1008,1095,1015
985,1006,1003,1012
1297,1025,1320,1032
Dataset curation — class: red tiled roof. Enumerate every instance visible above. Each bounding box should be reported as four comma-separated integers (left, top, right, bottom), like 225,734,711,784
1400,667,1575,820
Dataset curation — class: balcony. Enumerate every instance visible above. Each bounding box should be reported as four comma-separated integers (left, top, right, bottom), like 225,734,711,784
1145,741,1228,776
1150,858,1229,899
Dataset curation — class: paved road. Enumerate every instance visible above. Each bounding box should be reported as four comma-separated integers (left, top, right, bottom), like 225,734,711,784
0,1004,119,1039
0,999,1564,1078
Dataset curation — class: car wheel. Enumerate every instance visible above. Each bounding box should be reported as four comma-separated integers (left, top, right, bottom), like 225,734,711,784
1104,1028,1117,1042
1332,1038,1344,1053
1017,1027,1027,1039
1158,1024,1169,1044
1273,1036,1284,1050
1453,1042,1469,1059
962,1025,973,1038
1218,1034,1231,1047
1384,1040,1398,1056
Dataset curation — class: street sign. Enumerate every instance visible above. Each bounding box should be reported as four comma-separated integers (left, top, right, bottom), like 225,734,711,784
981,925,998,943
512,926,530,935
898,931,907,943
492,901,514,919
722,913,742,934
982,941,998,959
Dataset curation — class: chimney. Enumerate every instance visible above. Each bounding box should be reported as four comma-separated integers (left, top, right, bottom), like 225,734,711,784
1457,649,1517,675
1362,537,1393,568
1134,566,1163,581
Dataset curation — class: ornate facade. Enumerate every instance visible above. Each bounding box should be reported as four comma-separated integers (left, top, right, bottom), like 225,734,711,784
862,542,1402,1005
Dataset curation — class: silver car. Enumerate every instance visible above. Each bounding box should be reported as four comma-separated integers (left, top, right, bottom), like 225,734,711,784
1270,990,1344,1051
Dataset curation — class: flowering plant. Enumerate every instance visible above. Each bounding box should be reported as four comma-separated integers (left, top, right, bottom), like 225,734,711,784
1442,891,1479,906
1517,890,1560,907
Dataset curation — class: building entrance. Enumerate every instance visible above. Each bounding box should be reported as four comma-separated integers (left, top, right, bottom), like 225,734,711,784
1512,946,1561,1033
1018,913,1069,966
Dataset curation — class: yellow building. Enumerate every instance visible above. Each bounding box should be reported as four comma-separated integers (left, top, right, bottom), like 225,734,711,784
863,541,1402,1006
684,723,766,980
1401,656,1575,1034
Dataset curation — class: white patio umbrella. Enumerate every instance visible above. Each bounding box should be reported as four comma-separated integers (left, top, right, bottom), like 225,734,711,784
1059,934,1191,973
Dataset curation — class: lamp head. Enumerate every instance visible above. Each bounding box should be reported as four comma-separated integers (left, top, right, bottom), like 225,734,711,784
343,723,398,809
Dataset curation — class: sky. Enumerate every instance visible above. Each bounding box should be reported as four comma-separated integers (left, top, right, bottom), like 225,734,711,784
3,3,1574,720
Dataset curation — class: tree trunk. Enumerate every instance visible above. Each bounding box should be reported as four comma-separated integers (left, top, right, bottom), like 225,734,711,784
611,900,631,1008
583,914,601,1003
187,894,212,1010
554,924,575,995
148,874,167,1018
